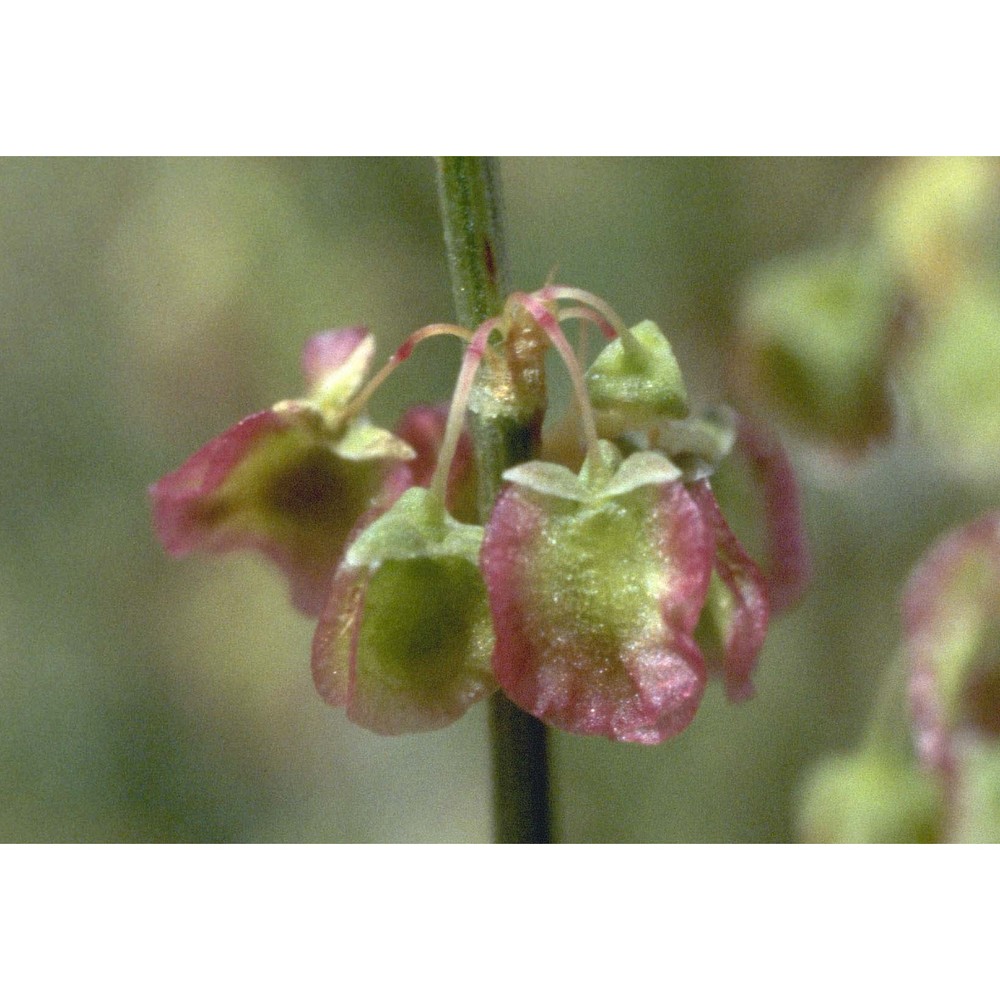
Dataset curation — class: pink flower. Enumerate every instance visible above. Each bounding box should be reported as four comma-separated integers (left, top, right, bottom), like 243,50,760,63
903,512,1000,785
688,479,770,702
480,445,719,743
150,328,414,616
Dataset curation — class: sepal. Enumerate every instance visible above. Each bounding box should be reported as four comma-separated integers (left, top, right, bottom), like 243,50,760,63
301,327,375,408
688,480,769,702
149,404,383,616
586,319,689,426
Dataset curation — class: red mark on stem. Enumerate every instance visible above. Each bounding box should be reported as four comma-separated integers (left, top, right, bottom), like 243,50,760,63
484,240,497,284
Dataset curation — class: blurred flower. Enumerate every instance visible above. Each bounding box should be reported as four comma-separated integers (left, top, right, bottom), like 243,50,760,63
799,510,1000,843
150,328,414,616
904,511,1000,840
734,246,900,452
797,751,943,844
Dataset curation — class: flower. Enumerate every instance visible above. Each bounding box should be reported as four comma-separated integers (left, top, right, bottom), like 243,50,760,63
904,513,1000,834
734,246,900,453
481,443,716,743
311,488,495,734
149,328,414,616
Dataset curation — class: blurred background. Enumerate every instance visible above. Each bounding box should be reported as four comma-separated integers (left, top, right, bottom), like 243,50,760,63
2,157,996,842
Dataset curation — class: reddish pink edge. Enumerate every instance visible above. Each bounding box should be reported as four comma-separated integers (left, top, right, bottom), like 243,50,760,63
736,413,811,614
148,408,288,557
481,486,545,717
902,512,1000,781
149,404,349,618
687,480,770,702
300,327,370,390
311,561,368,708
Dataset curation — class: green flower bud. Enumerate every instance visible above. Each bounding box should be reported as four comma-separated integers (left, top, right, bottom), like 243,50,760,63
736,246,899,451
586,320,689,430
797,752,944,844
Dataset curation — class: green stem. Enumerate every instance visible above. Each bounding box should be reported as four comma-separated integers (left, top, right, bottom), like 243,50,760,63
435,156,553,844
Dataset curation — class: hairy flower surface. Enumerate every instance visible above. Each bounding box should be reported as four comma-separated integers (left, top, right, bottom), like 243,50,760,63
151,284,789,750
150,328,414,615
481,443,716,743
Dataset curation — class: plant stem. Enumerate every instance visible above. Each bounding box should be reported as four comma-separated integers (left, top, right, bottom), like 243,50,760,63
435,156,553,844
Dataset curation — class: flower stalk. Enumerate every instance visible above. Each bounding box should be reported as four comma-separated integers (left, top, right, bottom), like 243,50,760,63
436,156,553,844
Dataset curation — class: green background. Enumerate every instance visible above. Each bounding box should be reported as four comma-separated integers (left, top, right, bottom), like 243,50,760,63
2,157,991,841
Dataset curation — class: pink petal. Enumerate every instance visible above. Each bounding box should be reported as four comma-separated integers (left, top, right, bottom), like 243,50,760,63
688,480,770,702
311,561,367,707
482,480,713,744
380,404,478,521
735,413,811,613
150,408,286,556
300,327,371,393
149,404,381,616
902,512,1000,781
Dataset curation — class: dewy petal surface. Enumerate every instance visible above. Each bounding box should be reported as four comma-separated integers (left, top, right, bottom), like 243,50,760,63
482,473,714,744
150,404,383,616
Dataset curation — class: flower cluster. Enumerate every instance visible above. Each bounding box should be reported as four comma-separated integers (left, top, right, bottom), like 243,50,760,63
151,287,807,743
798,512,1000,843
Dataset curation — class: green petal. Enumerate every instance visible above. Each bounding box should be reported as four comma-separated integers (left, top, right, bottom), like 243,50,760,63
502,461,592,502
586,319,689,424
349,555,495,734
335,418,416,463
345,487,484,570
599,450,682,498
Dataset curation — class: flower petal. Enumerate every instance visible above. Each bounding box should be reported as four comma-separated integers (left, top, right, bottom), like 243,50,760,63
347,556,495,734
149,404,382,616
311,561,367,707
903,512,1000,779
312,488,495,734
733,414,811,613
300,327,374,405
688,480,770,702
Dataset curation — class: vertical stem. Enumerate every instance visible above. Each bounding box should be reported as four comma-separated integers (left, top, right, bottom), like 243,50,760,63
435,156,553,844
